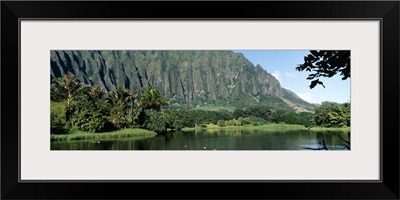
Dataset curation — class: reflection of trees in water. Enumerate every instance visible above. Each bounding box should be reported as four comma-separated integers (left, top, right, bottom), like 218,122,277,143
302,131,350,150
134,140,148,150
51,130,351,150
337,132,350,150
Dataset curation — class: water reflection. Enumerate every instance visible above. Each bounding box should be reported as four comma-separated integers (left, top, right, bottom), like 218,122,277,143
51,129,350,150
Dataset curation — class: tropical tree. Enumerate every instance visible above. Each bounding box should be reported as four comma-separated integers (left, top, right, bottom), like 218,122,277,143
129,89,138,125
280,112,301,125
314,102,334,126
142,109,167,133
298,112,315,128
296,50,350,89
87,84,105,109
50,101,67,133
137,86,169,111
271,109,285,123
106,86,130,129
342,102,351,127
50,73,85,124
233,108,246,119
314,101,349,127
69,93,107,133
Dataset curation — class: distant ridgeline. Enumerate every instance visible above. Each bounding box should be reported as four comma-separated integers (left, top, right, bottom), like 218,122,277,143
50,50,315,111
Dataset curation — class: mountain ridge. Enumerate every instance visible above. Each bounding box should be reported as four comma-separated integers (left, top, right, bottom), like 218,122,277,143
50,50,314,111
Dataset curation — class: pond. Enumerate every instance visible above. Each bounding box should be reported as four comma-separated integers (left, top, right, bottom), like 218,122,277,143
51,129,350,150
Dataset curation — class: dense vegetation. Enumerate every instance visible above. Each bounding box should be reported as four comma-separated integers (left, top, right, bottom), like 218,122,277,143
51,73,169,134
51,74,350,137
228,102,350,128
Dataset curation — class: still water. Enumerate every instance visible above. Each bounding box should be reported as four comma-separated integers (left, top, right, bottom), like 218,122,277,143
51,129,350,150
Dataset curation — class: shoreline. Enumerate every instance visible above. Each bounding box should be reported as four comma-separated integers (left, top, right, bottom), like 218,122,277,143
181,124,350,132
51,128,157,142
51,125,350,142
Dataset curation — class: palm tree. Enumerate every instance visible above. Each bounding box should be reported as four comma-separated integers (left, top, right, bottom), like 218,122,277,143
137,86,169,111
129,89,137,125
51,73,85,124
88,84,105,108
106,86,130,129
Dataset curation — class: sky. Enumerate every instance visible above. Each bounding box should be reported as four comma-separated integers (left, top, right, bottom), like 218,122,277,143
234,50,350,104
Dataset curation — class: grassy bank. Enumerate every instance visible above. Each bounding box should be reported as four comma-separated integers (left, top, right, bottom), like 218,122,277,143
181,123,350,132
51,128,157,142
307,127,350,132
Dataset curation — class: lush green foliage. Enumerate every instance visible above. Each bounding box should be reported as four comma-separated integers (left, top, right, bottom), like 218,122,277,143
51,73,86,124
182,123,308,131
51,73,350,140
142,109,167,133
232,105,317,127
233,105,273,120
69,91,110,133
247,116,268,126
216,117,253,127
106,86,130,129
137,86,169,111
162,109,232,129
217,120,226,127
51,74,171,135
70,109,107,133
296,50,350,89
50,101,67,133
298,112,316,128
314,101,350,127
88,84,105,107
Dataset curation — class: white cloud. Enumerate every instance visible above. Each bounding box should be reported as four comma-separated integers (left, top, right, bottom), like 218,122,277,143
319,96,329,103
271,71,281,82
297,92,316,103
285,72,297,78
296,93,330,104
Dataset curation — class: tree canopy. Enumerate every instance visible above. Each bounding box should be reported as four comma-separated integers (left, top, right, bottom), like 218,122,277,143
51,73,85,106
51,73,86,125
106,86,130,129
137,86,169,111
296,50,350,89
314,101,350,127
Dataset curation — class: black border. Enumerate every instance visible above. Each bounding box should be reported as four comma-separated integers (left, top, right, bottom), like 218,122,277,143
2,1,399,199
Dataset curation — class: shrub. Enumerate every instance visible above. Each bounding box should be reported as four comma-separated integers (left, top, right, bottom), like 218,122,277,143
217,120,225,127
70,108,107,133
238,117,252,125
143,109,167,133
51,101,67,133
248,116,267,126
225,120,235,126
172,120,184,130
